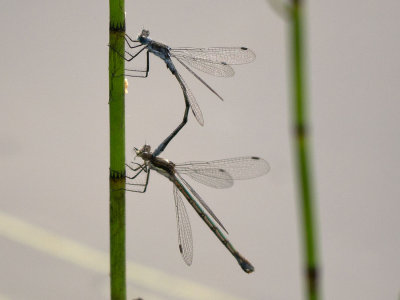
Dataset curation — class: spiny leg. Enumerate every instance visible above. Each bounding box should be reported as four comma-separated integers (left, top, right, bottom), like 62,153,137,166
125,163,147,180
109,41,146,62
125,51,149,78
109,43,149,78
123,34,150,77
124,38,142,49
126,162,146,173
123,45,147,62
124,33,139,46
126,168,151,193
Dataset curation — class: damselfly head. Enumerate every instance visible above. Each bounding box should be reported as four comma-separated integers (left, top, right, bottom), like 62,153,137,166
135,144,151,157
142,144,151,153
139,29,150,38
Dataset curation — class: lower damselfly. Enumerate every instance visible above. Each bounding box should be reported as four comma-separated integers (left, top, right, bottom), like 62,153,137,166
126,144,270,273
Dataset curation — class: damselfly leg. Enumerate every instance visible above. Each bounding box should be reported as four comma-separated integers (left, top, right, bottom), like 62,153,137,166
109,36,150,78
124,34,150,77
124,34,142,49
125,162,146,174
125,163,151,193
124,51,150,78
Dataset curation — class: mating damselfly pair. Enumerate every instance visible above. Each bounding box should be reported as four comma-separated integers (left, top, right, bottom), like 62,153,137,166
120,30,268,273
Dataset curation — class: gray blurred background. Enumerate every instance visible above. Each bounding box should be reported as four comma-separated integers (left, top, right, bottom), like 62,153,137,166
1,0,399,299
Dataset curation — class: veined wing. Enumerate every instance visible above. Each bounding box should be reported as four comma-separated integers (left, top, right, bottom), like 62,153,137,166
176,156,270,182
176,164,234,189
171,52,235,77
175,172,228,234
173,184,193,266
170,47,256,65
173,71,204,126
174,56,224,101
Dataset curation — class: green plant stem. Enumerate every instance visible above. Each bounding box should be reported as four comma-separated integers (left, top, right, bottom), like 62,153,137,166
109,0,126,299
289,1,320,299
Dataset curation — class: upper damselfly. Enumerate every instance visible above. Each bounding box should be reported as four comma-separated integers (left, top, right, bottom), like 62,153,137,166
126,144,270,273
115,29,256,155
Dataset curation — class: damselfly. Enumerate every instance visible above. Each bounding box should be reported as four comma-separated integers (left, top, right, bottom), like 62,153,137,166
116,29,255,155
126,144,270,273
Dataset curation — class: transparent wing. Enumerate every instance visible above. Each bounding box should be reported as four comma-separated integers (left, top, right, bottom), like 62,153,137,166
173,184,193,266
175,173,228,234
174,56,224,101
171,52,235,77
176,156,270,182
174,71,204,126
170,47,256,65
177,166,234,189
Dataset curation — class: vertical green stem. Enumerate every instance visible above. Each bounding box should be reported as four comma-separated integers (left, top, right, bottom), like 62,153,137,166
289,1,320,299
109,0,126,299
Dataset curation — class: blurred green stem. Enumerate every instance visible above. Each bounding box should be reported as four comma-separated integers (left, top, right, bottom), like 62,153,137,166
109,0,126,299
289,0,320,299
